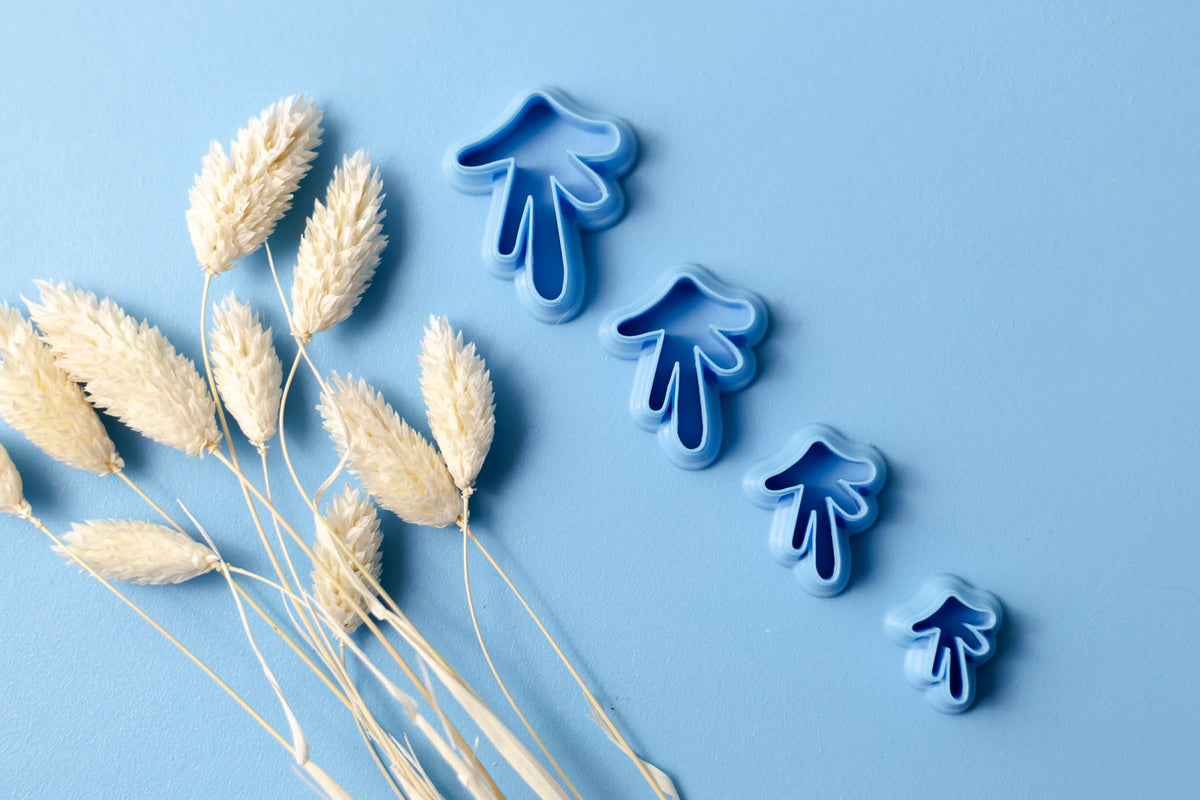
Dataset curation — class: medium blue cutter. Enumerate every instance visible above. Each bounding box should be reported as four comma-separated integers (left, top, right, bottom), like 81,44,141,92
885,574,1003,714
744,424,886,597
444,87,637,324
600,265,767,470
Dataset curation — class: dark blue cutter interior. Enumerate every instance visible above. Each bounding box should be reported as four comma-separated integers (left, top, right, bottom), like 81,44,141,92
616,279,753,449
458,98,619,302
912,596,992,701
764,442,874,579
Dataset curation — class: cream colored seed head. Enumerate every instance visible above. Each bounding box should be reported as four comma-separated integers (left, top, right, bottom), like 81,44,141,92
0,441,29,517
26,281,221,457
54,519,219,585
0,303,123,475
318,373,459,528
290,150,387,341
187,94,324,275
418,315,496,491
311,486,384,632
210,294,283,449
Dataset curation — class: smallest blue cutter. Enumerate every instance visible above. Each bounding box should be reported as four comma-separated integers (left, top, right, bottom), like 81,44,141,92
600,265,767,470
886,574,1003,714
744,424,886,597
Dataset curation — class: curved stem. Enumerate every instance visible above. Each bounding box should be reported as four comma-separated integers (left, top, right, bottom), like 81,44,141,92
228,568,439,799
211,450,510,799
113,457,408,795
464,523,671,800
294,340,350,506
278,349,318,514
18,512,335,777
259,448,320,652
225,568,349,707
460,506,584,800
266,242,348,510
115,470,185,532
200,273,289,588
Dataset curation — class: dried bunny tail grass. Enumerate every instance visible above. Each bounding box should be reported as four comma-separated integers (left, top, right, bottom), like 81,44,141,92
26,281,221,457
187,94,324,275
311,486,384,632
210,294,283,449
0,304,123,475
0,442,29,517
290,150,387,341
318,373,459,528
54,519,218,584
419,316,496,491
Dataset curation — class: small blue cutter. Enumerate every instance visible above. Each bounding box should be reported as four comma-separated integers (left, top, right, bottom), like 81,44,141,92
885,574,1003,713
743,424,886,597
600,265,767,470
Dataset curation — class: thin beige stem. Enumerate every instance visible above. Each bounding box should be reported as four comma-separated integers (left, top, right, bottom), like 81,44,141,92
20,513,311,764
260,448,330,657
224,569,349,707
271,352,362,675
360,605,506,799
200,272,289,588
120,462,322,666
293,340,350,506
228,569,436,800
460,507,584,800
211,449,508,799
264,243,349,506
330,644,445,800
353,709,409,800
112,452,409,795
464,523,669,800
278,349,317,514
115,470,185,532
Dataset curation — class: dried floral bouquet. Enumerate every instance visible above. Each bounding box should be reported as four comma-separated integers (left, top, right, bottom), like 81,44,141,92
0,96,676,800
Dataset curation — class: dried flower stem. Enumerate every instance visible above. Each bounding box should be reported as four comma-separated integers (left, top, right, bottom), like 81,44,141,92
248,316,458,796
210,448,577,800
462,523,585,800
115,470,183,528
181,333,426,799
351,715,408,800
461,518,675,800
226,572,350,706
112,475,360,718
210,450,497,781
259,448,331,655
14,510,352,797
228,565,437,800
182,504,309,763
119,476,428,798
268,242,571,798
265,243,353,507
107,481,350,712
200,273,290,592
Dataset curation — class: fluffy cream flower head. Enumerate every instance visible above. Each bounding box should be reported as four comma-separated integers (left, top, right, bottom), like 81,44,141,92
187,95,324,275
209,294,283,450
318,373,459,528
26,282,221,457
54,519,219,585
311,487,384,632
0,442,29,517
0,304,123,475
290,150,387,342
418,316,496,491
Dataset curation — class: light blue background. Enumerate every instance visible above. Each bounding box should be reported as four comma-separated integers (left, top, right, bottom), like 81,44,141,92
1,2,1197,797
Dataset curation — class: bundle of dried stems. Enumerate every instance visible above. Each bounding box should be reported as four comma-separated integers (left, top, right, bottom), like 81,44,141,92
0,95,678,800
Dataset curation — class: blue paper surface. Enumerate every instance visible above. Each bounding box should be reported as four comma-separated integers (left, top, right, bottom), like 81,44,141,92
1,2,1197,797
